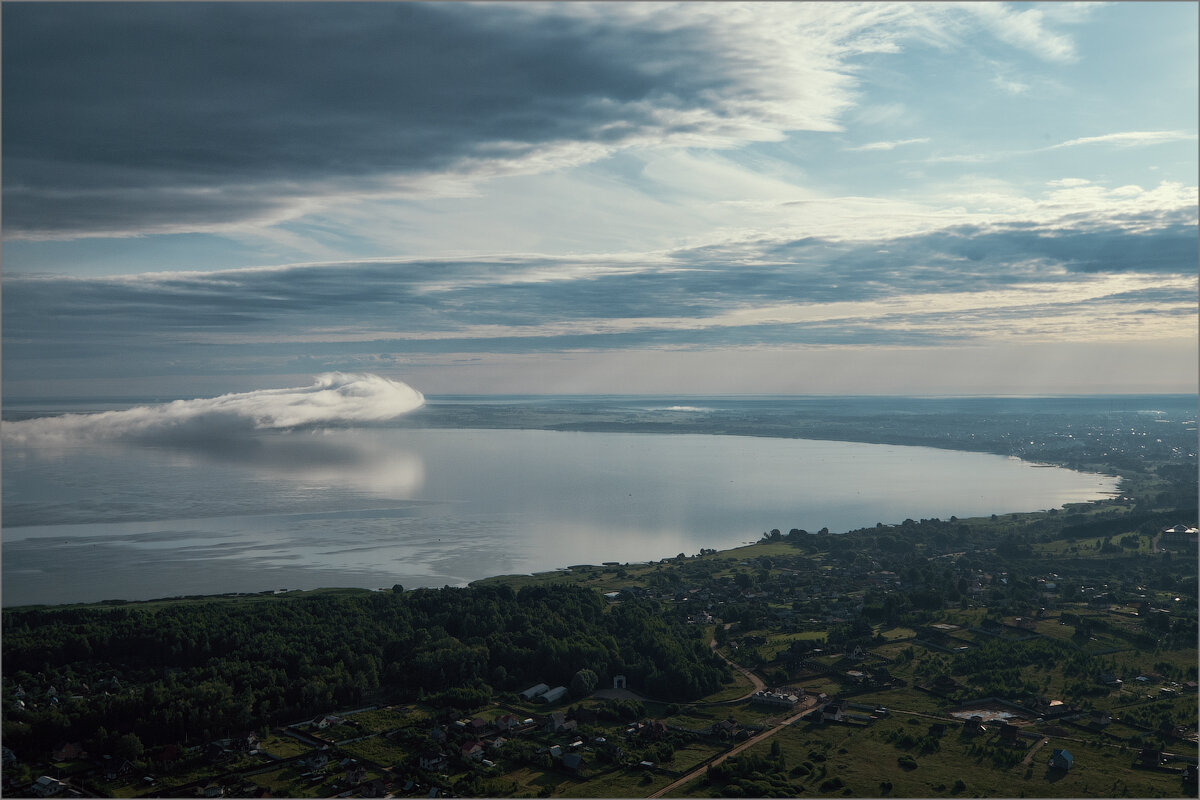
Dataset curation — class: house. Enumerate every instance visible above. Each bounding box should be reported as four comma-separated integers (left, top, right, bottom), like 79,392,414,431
1136,748,1162,768
30,776,65,797
751,690,799,709
460,741,484,762
540,686,568,704
711,719,737,737
205,740,235,763
344,762,368,784
520,683,550,701
1098,673,1122,687
561,753,582,771
998,723,1021,745
202,784,224,798
933,675,959,691
961,715,985,735
361,779,390,798
51,742,87,762
490,737,508,751
544,711,568,733
548,745,563,759
638,721,667,740
2,747,16,766
159,744,181,765
1161,524,1199,549
1048,749,1074,770
418,748,446,771
1089,710,1111,727
101,756,135,780
820,700,847,723
305,750,329,770
495,713,520,731
1181,764,1197,791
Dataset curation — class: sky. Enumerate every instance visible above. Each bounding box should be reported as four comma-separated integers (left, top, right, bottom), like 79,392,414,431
3,1,1197,399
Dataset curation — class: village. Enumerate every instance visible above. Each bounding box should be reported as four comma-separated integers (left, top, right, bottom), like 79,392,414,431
4,510,1196,798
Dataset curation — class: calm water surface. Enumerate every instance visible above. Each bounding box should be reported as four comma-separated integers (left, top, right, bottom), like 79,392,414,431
3,427,1117,606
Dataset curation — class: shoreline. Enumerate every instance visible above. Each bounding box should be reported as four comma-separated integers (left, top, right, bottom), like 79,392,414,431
6,392,1190,609
2,488,1134,613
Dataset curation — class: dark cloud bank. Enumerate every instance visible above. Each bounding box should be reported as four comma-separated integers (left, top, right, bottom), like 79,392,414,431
3,2,800,237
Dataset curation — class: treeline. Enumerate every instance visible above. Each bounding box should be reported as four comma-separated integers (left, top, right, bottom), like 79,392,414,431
1,584,728,756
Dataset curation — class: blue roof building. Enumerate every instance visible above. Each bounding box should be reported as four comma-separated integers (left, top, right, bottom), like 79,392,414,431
1049,748,1073,770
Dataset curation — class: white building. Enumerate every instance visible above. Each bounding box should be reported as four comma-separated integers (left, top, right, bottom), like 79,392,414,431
520,683,550,700
539,686,568,704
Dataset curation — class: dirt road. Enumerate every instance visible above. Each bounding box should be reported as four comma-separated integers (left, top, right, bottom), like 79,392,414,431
649,698,817,799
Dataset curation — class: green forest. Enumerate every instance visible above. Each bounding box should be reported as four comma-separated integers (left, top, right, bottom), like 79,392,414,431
2,584,727,757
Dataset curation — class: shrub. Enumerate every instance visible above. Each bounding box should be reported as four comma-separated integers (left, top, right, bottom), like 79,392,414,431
897,755,918,771
819,776,845,792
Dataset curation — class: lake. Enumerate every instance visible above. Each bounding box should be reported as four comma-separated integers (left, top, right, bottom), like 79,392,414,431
2,423,1118,606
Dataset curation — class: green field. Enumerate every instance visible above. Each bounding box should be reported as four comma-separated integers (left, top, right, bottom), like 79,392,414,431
667,716,1190,798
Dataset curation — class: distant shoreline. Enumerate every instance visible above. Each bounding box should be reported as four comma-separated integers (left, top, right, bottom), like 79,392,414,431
5,394,1191,608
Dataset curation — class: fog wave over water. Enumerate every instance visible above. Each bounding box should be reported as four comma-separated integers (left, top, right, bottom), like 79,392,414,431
3,373,425,445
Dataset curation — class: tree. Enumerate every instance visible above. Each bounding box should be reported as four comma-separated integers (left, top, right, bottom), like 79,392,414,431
114,733,144,762
570,668,598,699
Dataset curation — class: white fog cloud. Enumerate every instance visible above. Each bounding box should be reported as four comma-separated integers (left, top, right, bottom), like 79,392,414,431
4,373,425,445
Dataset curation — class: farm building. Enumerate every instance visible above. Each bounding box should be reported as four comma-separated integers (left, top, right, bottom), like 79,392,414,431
1049,749,1074,770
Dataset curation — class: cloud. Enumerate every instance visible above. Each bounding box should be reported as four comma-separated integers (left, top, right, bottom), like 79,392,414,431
4,203,1195,388
957,2,1083,62
2,2,1093,240
3,373,425,445
1050,130,1199,149
991,75,1030,95
845,137,930,152
0,3,854,238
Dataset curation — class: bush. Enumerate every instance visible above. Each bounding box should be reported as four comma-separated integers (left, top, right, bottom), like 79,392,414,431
819,777,845,792
897,754,918,771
